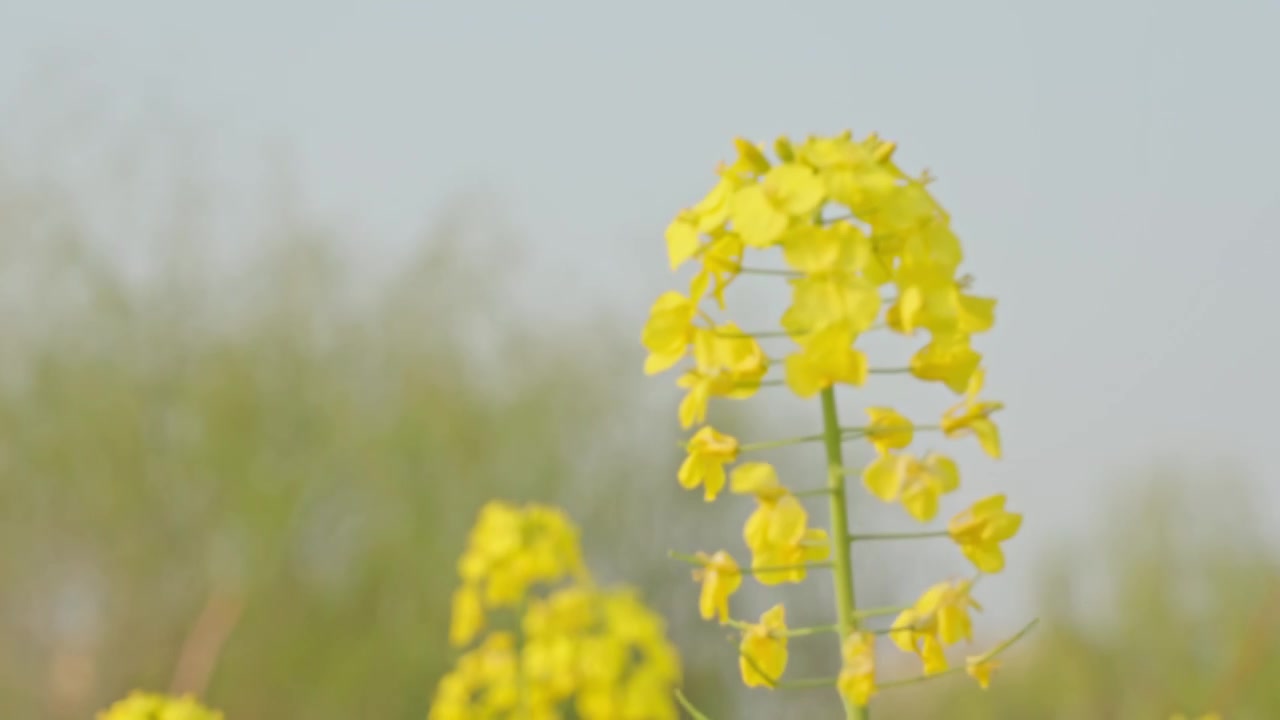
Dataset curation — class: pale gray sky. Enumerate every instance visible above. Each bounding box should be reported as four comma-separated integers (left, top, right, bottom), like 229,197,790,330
3,0,1279,619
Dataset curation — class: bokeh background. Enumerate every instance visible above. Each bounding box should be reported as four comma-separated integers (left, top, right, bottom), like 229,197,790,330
2,2,1279,718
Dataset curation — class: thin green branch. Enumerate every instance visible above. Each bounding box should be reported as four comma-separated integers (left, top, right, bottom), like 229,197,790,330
852,604,911,620
675,429,872,454
666,550,831,575
739,434,828,452
674,689,713,720
848,530,950,542
714,329,796,339
792,486,835,498
724,619,840,638
734,266,801,278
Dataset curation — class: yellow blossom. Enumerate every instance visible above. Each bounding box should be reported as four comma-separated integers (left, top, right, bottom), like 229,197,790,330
689,230,744,309
665,211,701,271
724,137,771,178
941,367,1004,458
784,323,868,397
837,631,877,707
692,550,742,622
731,163,826,248
677,426,739,501
781,227,884,335
96,692,224,720
677,325,768,428
861,452,960,521
966,655,999,689
910,332,982,393
750,527,831,585
949,495,1022,573
865,407,914,455
890,579,984,675
437,514,681,720
729,463,829,584
457,502,586,608
739,604,788,687
731,462,807,553
449,584,485,647
641,291,697,375
665,176,741,270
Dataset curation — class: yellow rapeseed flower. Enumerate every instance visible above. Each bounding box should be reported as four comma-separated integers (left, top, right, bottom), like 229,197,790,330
457,502,585,609
677,326,768,428
965,655,999,689
910,332,982,393
948,495,1022,573
731,163,826,248
96,692,224,720
688,230,745,309
750,527,831,585
784,324,868,397
692,550,742,623
865,407,914,455
449,584,485,647
641,291,697,375
862,451,960,522
739,604,789,687
678,426,739,501
941,368,1004,458
732,462,807,553
837,631,877,707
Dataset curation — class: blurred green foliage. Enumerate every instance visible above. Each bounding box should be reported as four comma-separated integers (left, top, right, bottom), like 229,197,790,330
0,146,1275,720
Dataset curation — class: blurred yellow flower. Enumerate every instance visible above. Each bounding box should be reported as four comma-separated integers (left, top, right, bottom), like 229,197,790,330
965,655,999,689
692,550,742,622
784,323,868,397
97,692,223,720
837,631,877,707
732,163,826,248
910,332,982,393
949,495,1022,573
678,425,739,501
676,325,768,428
865,407,914,455
732,462,807,553
641,291,697,375
941,367,1004,459
448,584,485,647
862,451,960,522
739,604,789,688
689,230,744,309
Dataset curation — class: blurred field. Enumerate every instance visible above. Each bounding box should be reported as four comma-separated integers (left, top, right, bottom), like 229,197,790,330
0,141,1277,720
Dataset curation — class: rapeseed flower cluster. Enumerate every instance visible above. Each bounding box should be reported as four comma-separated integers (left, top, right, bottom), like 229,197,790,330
646,132,1035,717
96,691,223,720
431,501,682,720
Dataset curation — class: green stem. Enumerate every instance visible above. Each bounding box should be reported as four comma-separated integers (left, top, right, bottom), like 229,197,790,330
724,619,840,638
674,689,713,720
848,530,950,542
734,266,802,278
820,387,867,720
852,604,911,620
739,434,827,452
792,486,835,498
